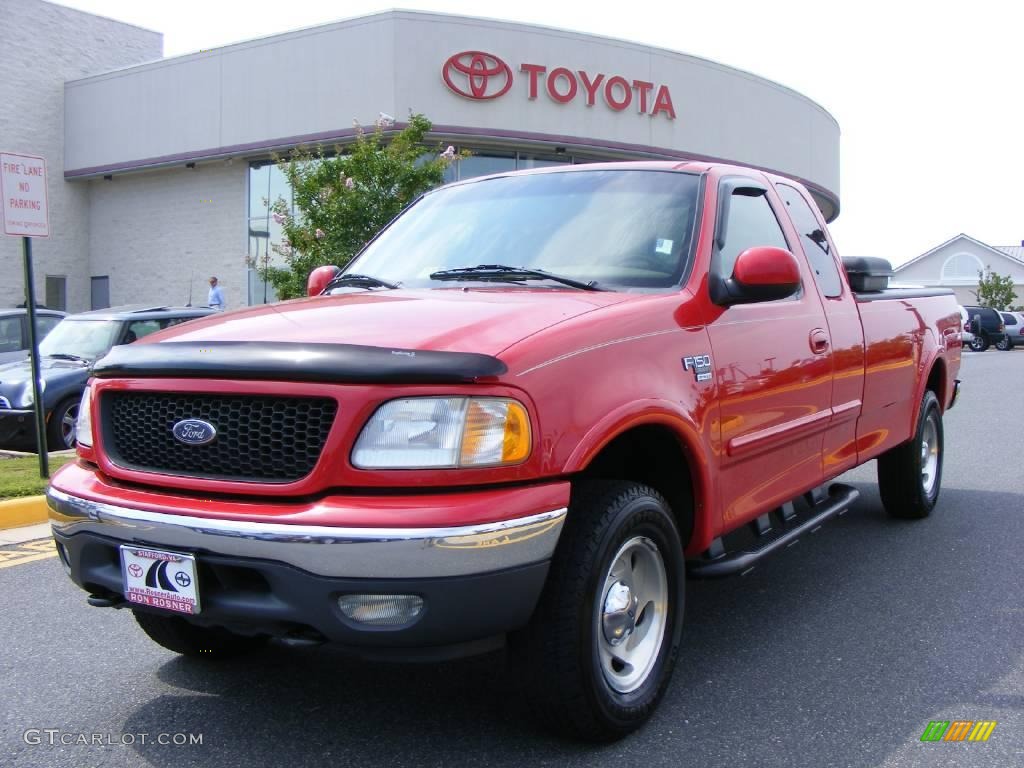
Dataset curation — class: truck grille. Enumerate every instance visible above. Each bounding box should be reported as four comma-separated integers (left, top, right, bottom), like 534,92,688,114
101,392,337,483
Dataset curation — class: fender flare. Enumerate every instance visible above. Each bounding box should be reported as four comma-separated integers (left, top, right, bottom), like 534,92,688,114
561,398,715,553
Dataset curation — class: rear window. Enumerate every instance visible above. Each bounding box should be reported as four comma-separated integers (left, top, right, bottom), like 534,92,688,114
1001,313,1017,326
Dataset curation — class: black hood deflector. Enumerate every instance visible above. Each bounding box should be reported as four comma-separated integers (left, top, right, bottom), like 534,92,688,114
91,341,507,383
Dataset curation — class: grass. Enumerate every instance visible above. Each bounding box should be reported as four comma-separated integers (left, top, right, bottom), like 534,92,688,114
0,455,75,500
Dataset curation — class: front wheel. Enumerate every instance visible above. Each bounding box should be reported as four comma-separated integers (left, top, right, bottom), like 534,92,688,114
46,397,79,450
968,334,989,352
996,336,1014,351
523,481,685,741
878,390,943,519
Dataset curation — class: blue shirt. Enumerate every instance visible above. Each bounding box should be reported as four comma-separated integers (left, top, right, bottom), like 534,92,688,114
208,285,226,311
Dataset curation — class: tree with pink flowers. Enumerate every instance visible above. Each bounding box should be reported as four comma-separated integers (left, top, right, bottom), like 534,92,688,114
254,113,463,299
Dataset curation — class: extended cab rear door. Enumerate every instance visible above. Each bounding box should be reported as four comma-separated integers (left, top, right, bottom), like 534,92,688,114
774,182,865,476
703,174,833,528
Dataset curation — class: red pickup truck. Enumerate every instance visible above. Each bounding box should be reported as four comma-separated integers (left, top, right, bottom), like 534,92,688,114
48,161,961,740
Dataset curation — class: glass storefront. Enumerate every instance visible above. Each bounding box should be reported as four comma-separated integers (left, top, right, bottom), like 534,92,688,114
246,148,577,304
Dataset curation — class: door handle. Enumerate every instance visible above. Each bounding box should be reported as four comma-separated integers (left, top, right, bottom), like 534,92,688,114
809,328,830,354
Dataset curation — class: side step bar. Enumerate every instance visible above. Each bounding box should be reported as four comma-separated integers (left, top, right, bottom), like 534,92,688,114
688,483,859,578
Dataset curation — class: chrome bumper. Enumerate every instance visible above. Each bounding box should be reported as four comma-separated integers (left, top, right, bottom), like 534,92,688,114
46,487,566,579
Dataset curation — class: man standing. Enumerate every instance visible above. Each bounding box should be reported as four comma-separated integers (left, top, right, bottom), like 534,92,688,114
208,276,226,312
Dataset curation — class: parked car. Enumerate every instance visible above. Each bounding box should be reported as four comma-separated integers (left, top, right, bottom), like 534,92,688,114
0,305,214,450
961,305,1006,351
998,311,1023,350
0,308,66,365
48,162,961,740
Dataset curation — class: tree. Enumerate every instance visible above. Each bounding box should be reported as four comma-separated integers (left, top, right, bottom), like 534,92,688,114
252,114,462,300
972,266,1018,310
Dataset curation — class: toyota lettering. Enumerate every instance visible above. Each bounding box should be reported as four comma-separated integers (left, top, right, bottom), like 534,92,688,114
442,49,676,119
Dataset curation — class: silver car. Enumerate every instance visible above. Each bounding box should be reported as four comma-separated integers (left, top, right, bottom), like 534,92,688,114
999,311,1024,350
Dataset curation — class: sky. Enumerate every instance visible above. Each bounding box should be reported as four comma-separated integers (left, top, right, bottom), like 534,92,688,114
54,0,1024,265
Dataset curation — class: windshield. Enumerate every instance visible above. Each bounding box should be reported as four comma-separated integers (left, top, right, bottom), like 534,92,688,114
336,170,701,292
38,319,121,360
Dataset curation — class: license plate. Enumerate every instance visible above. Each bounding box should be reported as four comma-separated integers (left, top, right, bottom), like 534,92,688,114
120,545,201,615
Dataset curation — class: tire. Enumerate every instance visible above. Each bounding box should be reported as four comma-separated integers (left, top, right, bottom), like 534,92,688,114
46,397,79,450
968,334,989,352
133,610,266,658
877,390,943,519
995,336,1014,351
522,480,685,741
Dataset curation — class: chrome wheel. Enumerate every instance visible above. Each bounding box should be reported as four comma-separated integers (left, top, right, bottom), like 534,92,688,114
597,536,668,694
60,403,78,448
921,413,939,496
921,417,937,495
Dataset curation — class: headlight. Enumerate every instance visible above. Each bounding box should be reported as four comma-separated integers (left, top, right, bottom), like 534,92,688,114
352,397,531,469
76,386,94,448
17,378,44,408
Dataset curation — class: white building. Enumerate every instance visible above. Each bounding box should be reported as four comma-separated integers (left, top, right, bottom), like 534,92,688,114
3,0,841,313
893,234,1024,306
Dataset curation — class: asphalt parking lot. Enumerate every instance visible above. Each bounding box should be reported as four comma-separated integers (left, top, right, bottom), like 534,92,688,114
1,348,1021,768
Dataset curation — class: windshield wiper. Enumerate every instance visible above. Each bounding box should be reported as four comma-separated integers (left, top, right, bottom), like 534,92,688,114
324,273,400,291
429,264,603,291
46,353,89,362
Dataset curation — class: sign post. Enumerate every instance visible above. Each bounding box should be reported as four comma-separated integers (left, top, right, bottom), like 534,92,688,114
2,152,52,478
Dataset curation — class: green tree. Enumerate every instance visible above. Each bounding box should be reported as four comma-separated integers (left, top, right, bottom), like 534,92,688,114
972,266,1018,310
253,114,462,300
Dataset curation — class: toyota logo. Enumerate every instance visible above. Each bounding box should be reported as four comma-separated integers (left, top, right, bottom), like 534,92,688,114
442,51,513,100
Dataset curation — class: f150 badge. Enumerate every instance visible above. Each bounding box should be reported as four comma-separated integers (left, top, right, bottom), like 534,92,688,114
682,354,713,382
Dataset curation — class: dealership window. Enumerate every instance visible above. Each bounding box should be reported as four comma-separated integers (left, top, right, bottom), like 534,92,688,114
941,252,985,282
45,276,67,311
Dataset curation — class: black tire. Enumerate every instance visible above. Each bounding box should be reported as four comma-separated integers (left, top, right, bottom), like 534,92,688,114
878,390,943,519
46,397,79,450
133,610,266,658
995,336,1014,351
968,334,989,352
523,480,685,741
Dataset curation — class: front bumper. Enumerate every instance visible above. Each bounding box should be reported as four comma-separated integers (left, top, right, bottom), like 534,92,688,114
0,408,34,447
47,486,566,650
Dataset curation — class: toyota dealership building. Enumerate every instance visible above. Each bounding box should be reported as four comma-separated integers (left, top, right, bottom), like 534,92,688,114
2,0,840,312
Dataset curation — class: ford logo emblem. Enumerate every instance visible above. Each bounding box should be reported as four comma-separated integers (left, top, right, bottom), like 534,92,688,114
172,419,217,446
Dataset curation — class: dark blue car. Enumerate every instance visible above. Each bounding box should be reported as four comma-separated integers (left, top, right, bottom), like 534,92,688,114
0,305,214,451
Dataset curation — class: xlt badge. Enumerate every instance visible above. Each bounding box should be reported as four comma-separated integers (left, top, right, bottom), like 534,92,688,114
682,354,713,382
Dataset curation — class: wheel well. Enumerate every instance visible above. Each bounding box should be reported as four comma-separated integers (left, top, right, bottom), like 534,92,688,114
577,425,696,546
926,359,946,407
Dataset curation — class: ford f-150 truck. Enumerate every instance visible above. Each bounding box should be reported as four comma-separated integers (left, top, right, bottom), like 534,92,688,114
47,161,961,740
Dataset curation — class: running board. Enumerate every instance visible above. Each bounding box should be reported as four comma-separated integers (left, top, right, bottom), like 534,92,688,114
688,484,860,578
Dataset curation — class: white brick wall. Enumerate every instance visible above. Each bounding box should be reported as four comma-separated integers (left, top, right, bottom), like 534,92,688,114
0,0,161,312
88,162,248,311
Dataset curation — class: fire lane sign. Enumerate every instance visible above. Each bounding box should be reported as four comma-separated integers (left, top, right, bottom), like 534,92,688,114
1,152,49,238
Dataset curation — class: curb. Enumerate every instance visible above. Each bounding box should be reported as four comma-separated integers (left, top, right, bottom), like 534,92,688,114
0,495,49,530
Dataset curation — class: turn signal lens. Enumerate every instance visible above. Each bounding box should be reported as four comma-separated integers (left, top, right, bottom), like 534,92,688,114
459,399,531,466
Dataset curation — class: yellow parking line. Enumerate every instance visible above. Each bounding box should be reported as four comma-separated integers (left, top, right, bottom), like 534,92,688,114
0,539,58,569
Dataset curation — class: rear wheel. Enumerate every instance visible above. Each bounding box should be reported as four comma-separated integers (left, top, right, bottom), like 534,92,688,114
968,334,989,352
523,480,685,741
995,336,1013,351
878,390,943,519
133,611,266,658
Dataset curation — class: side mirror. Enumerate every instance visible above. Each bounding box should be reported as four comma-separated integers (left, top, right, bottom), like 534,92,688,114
307,265,340,297
714,246,801,305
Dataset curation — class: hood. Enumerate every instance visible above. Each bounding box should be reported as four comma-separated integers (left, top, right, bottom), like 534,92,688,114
143,289,633,355
0,357,90,406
